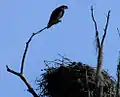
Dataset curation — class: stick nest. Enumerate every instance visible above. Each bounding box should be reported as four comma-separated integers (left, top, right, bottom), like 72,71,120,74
36,58,116,97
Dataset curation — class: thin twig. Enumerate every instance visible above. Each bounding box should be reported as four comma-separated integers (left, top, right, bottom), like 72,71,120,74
101,11,111,47
6,27,47,97
20,27,47,74
117,28,120,38
91,6,98,33
6,65,39,97
91,6,100,50
6,65,21,76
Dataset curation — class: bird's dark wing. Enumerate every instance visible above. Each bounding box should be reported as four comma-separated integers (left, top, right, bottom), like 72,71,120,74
47,8,64,28
50,8,64,20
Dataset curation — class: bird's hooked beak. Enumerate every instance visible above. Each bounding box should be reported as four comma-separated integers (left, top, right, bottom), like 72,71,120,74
64,6,68,9
61,5,68,9
64,5,68,9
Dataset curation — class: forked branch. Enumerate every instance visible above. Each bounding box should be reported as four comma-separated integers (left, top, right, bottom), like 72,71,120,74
6,27,47,97
91,6,111,97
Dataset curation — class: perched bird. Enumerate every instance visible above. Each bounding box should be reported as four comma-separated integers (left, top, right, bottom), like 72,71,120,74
47,5,68,28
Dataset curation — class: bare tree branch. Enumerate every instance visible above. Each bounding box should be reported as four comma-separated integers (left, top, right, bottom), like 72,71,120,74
6,65,21,76
101,10,111,47
6,65,39,97
117,28,120,38
96,10,110,82
116,28,120,97
95,12,110,90
91,6,111,97
91,6,101,50
21,27,47,74
6,27,47,97
116,52,120,97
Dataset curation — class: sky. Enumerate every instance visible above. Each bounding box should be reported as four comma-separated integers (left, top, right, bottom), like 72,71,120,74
0,0,120,97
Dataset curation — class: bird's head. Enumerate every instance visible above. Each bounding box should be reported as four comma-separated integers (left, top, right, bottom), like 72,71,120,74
59,5,68,10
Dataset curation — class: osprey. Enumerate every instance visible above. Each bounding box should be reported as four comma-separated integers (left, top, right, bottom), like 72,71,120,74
47,5,68,28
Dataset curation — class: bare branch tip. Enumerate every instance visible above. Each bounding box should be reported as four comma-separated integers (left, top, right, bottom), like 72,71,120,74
108,10,111,13
117,28,119,31
108,10,111,16
6,65,10,71
91,5,93,10
6,65,8,69
6,65,10,68
105,10,111,18
117,28,120,38
6,65,8,68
